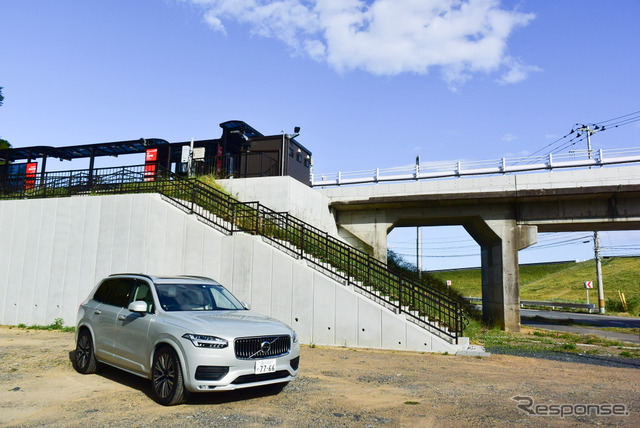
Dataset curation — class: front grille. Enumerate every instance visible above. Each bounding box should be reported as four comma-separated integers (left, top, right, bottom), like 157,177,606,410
195,366,229,381
231,370,290,385
234,335,291,360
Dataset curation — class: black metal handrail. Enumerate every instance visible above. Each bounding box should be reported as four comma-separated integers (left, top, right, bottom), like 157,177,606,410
194,153,280,178
0,164,466,342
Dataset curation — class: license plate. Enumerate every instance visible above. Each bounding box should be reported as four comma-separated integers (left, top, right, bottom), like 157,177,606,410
255,359,276,374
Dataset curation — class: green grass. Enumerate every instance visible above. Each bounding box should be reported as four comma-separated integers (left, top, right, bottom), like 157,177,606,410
465,321,640,359
14,318,75,332
431,257,640,315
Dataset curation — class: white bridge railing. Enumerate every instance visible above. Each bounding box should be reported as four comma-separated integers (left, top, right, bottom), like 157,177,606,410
311,147,640,187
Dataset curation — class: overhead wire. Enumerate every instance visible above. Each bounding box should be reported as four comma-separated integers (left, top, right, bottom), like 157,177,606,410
516,109,640,164
388,232,595,261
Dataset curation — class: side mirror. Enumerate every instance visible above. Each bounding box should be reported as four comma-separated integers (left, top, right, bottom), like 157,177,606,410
241,301,251,310
128,301,148,315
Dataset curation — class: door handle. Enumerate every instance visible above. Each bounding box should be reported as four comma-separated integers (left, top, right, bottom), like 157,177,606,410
118,315,126,321
94,310,102,315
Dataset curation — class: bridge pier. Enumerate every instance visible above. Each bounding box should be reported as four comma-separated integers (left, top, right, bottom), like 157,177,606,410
464,219,537,332
333,210,393,262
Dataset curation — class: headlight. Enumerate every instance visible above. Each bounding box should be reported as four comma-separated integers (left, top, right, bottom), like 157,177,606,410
292,331,298,343
182,333,228,348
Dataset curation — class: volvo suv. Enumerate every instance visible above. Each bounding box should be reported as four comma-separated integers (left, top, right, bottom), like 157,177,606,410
74,274,299,405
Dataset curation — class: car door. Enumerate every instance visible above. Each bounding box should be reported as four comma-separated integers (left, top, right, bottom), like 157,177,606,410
112,279,155,374
90,277,135,360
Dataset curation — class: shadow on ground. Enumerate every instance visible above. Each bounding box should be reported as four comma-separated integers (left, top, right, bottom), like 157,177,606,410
68,350,287,405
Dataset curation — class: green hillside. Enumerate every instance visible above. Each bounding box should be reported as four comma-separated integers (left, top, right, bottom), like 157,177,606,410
430,257,640,314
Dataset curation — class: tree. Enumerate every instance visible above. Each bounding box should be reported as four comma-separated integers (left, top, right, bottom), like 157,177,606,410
0,86,4,106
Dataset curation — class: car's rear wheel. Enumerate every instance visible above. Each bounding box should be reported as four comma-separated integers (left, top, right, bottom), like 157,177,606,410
151,346,189,405
74,329,98,374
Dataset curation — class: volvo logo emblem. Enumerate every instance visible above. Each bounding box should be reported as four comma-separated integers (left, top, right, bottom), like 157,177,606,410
260,341,271,354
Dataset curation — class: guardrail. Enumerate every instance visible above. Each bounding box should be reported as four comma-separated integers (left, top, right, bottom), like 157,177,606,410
0,164,467,342
312,147,640,187
465,297,595,312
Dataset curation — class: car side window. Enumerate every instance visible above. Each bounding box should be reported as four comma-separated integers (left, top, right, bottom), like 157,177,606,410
131,280,155,313
93,280,112,303
94,278,135,308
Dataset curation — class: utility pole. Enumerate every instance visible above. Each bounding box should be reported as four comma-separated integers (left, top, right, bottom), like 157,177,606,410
417,227,422,279
594,232,605,314
576,123,605,313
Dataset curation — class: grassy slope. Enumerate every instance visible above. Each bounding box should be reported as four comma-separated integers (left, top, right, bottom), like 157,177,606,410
431,257,640,313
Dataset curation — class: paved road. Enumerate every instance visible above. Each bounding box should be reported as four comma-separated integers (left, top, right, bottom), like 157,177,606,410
521,309,640,344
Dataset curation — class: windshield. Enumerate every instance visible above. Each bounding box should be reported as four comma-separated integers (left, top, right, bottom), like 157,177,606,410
155,283,245,312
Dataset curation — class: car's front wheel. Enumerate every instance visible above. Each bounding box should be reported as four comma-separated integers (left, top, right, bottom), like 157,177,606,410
151,346,189,405
74,329,98,374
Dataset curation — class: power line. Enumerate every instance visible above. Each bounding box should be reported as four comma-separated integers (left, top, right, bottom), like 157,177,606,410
518,109,640,164
594,110,640,126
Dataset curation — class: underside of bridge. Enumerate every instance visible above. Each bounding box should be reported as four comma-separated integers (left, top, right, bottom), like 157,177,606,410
329,182,640,331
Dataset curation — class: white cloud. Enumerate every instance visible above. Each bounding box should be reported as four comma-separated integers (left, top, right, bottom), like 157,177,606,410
496,56,541,85
504,150,530,157
186,0,536,87
502,133,518,142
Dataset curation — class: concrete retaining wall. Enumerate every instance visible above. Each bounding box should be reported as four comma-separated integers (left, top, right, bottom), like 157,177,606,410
0,194,462,353
218,176,339,237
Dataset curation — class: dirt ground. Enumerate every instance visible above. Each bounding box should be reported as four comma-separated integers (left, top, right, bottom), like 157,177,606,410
0,327,638,427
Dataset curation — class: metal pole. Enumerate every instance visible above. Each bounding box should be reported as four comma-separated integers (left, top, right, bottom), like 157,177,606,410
281,132,286,176
594,231,605,314
586,288,590,308
188,138,194,177
417,227,422,278
586,126,592,160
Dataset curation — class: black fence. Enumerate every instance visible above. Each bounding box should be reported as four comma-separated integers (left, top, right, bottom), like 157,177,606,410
189,153,279,179
0,164,466,342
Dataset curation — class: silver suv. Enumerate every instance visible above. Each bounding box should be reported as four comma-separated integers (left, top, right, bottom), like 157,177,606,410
74,274,299,405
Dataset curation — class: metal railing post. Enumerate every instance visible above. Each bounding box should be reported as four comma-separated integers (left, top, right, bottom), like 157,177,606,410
254,204,259,234
300,224,305,259
397,276,402,313
230,203,236,234
190,181,196,214
346,247,351,282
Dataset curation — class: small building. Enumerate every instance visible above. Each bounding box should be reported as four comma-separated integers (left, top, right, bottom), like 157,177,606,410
0,120,313,186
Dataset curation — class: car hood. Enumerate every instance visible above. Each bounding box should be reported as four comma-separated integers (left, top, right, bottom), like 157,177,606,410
162,310,293,338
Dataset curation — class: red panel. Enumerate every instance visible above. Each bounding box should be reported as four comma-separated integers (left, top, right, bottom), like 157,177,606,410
145,148,158,162
145,148,158,182
25,162,37,190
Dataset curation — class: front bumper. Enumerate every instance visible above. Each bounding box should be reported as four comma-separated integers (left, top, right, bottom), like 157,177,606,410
181,341,300,392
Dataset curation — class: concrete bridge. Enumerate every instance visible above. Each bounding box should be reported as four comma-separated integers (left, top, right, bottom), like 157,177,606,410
319,165,640,331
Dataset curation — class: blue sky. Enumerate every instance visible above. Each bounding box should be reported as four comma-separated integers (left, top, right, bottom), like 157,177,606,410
2,0,640,270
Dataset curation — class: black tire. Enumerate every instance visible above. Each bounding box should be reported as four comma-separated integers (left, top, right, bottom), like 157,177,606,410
151,346,189,406
74,329,98,374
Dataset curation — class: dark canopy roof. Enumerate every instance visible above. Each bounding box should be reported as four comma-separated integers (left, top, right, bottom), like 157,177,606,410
0,120,311,164
0,138,169,162
219,120,264,139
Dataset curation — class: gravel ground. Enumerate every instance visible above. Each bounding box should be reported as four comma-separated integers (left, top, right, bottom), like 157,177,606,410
1,327,639,427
